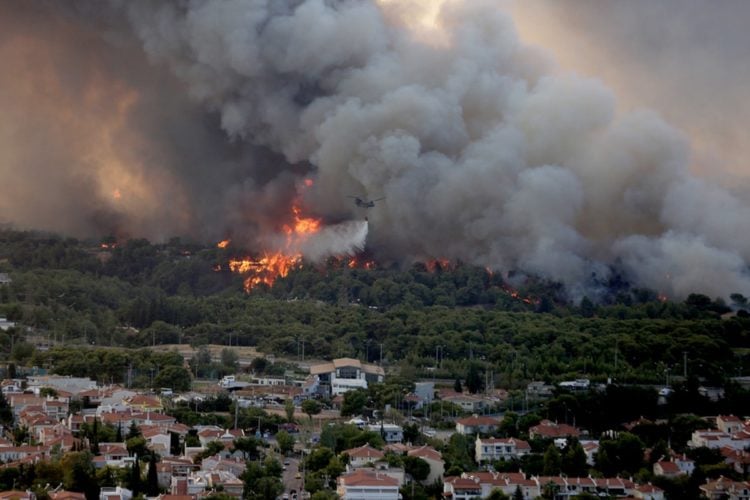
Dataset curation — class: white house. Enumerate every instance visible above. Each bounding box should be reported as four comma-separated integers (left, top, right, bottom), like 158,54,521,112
455,415,500,435
344,444,385,468
309,358,384,397
717,415,744,434
98,487,132,500
337,469,400,500
475,437,531,463
366,423,403,444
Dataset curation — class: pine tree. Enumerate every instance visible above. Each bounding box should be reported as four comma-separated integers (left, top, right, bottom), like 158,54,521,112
170,431,181,456
127,421,141,439
146,453,159,496
0,391,13,429
90,418,100,455
543,443,562,476
115,422,123,442
454,378,463,393
130,457,142,495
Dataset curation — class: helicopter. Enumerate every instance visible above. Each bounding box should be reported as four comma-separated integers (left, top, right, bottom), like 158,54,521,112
348,196,385,208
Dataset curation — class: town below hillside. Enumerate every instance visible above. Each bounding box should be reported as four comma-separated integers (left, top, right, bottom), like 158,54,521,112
0,230,748,499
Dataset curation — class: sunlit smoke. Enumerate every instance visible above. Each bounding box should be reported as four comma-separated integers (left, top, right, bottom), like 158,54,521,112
0,0,749,299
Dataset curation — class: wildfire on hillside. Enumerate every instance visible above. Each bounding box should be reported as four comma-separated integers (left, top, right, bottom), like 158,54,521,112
502,285,539,305
347,256,376,270
222,179,325,292
424,258,453,272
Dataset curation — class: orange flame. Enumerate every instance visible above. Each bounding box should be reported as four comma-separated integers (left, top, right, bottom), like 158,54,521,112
502,285,540,305
285,205,321,237
347,257,376,270
229,253,303,292
425,258,453,272
112,188,122,200
217,239,231,249
226,193,322,291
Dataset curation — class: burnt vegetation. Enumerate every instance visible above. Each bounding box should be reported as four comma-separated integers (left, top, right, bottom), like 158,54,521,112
0,229,748,388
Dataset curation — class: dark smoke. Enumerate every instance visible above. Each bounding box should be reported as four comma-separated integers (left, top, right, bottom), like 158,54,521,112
0,0,748,299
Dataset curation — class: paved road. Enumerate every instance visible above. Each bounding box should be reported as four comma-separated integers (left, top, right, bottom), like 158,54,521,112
281,457,303,494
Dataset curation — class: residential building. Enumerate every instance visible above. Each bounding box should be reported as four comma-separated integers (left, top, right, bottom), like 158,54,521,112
407,445,444,484
633,484,666,500
171,470,243,497
529,420,581,440
0,492,36,500
442,393,486,413
366,423,403,444
526,381,554,398
336,469,400,500
444,471,660,500
717,415,745,434
309,358,384,397
689,428,750,450
26,376,96,395
721,446,750,476
413,381,434,405
123,394,163,413
344,444,385,468
580,440,599,466
700,476,750,500
98,486,132,500
653,460,682,478
0,318,15,331
49,492,86,500
475,436,531,463
455,415,500,435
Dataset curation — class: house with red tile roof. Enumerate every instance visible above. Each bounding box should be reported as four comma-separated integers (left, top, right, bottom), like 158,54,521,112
528,419,581,439
716,415,744,434
336,469,400,500
123,394,163,413
653,460,682,478
0,446,48,463
0,491,36,500
700,476,750,500
407,445,444,484
343,444,385,468
49,491,85,500
634,483,666,500
455,415,500,435
721,446,750,475
444,471,658,500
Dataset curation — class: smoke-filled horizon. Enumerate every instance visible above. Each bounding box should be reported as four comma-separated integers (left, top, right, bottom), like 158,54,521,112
1,0,749,299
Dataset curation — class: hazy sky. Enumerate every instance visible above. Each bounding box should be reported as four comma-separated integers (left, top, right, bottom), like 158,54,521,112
0,0,748,299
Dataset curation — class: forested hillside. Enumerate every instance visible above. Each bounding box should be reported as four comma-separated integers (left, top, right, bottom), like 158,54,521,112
0,229,748,387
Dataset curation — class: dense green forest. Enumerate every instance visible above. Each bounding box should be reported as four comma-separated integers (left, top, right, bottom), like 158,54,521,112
0,229,748,387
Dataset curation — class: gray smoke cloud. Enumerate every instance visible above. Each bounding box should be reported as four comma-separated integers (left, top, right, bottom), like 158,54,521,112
0,0,748,299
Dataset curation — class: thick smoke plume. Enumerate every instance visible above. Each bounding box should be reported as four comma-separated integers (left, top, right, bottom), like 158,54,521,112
0,0,749,299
